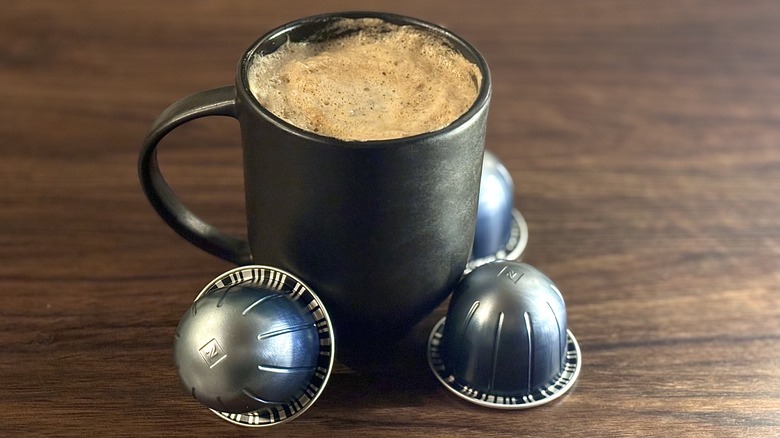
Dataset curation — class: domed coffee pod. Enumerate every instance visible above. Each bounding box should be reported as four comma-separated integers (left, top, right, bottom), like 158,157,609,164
174,265,334,427
468,151,528,272
428,261,581,409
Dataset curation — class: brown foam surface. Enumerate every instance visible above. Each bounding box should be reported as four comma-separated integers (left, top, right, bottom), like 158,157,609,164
248,18,482,141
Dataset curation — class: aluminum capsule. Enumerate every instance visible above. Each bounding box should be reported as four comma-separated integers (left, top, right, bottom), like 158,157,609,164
428,261,581,408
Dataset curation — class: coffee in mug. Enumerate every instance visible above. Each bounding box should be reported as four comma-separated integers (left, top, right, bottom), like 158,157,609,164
247,18,482,141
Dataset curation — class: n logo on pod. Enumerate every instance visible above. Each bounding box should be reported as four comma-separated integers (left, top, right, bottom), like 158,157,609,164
199,338,227,368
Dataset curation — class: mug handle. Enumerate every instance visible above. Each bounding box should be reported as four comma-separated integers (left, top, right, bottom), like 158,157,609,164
138,86,252,265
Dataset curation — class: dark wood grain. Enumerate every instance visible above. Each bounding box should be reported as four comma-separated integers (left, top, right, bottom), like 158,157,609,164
1,1,778,436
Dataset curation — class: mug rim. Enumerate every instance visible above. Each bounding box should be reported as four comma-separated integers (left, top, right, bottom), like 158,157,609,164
235,11,492,146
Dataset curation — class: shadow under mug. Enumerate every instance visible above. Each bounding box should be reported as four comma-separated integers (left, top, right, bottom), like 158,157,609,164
139,11,492,346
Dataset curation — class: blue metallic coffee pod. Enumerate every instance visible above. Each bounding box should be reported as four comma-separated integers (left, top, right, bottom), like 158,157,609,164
473,151,514,259
428,261,581,409
468,151,528,271
174,266,334,427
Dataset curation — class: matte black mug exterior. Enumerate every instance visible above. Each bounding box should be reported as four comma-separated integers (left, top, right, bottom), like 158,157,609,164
139,12,491,344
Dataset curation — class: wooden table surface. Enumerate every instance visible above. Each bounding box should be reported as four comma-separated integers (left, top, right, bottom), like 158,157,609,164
2,1,779,436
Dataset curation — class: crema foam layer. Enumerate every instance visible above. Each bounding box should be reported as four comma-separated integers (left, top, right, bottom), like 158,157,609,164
247,18,482,141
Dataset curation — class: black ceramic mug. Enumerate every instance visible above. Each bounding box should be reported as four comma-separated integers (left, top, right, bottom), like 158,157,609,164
139,12,491,345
